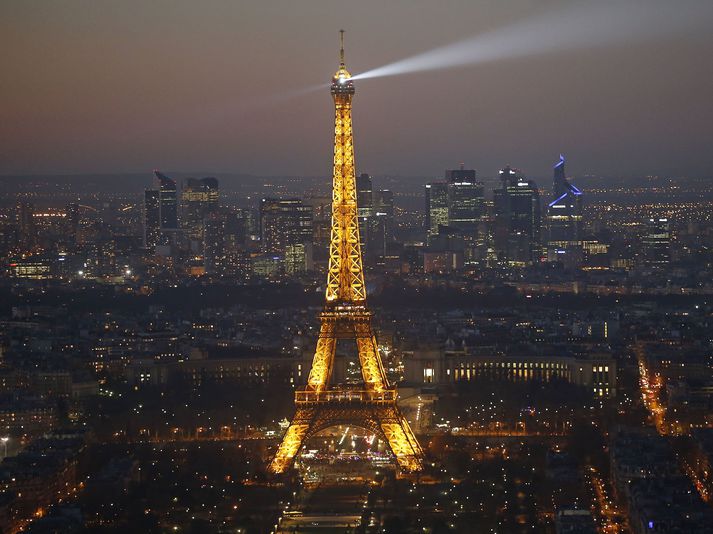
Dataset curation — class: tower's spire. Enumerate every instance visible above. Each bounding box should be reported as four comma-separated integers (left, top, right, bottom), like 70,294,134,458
332,29,352,85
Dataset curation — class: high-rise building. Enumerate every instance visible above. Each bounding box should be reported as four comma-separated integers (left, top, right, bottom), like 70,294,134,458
0,220,17,259
204,209,249,277
446,169,483,234
356,173,374,249
545,155,583,257
260,198,313,257
642,217,671,268
143,190,160,249
17,202,37,252
367,189,395,261
355,174,396,264
446,166,484,263
425,182,449,240
304,194,332,264
66,203,80,242
356,172,374,221
181,177,219,242
154,171,178,230
494,166,541,265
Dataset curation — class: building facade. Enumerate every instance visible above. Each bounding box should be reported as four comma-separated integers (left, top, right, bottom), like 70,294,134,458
494,166,541,265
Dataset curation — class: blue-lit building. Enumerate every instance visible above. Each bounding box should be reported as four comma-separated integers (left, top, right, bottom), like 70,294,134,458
545,155,583,259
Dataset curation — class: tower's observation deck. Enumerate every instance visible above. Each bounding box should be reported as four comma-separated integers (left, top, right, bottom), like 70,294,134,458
269,32,424,474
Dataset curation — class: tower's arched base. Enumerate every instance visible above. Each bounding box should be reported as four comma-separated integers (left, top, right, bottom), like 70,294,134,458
269,389,423,474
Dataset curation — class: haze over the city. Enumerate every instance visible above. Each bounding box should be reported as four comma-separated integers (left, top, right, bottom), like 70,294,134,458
2,0,713,179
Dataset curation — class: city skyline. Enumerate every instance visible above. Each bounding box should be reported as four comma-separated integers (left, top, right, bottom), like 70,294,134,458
2,0,713,178
2,4,713,532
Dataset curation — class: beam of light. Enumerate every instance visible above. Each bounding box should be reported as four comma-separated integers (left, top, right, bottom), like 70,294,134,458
193,82,328,125
338,426,350,446
143,82,327,138
351,0,713,81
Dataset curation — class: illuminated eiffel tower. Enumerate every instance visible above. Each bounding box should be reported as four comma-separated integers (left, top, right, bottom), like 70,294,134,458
269,32,424,474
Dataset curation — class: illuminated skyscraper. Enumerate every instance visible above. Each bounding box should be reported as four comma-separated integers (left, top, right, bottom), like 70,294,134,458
17,202,37,252
181,177,219,242
356,174,395,263
356,173,374,246
545,155,583,257
204,209,249,277
446,169,483,231
66,203,80,242
368,189,395,261
425,182,449,240
0,219,16,258
154,171,178,230
446,166,484,263
642,217,671,268
259,198,313,256
143,189,160,249
494,166,541,265
303,195,332,262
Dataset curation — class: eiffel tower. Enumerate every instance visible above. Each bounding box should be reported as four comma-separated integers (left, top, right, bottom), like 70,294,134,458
269,32,424,474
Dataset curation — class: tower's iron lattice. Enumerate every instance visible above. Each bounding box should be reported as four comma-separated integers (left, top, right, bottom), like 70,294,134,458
269,32,424,474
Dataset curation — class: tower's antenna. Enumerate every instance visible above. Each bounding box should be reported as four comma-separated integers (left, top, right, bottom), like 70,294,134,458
339,29,345,66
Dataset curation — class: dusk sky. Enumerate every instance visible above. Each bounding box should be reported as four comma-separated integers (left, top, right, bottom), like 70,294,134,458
2,0,713,180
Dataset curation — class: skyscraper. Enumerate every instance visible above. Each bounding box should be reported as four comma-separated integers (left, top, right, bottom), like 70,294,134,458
642,217,671,268
0,220,17,260
356,173,374,217
260,198,313,256
368,189,395,261
303,194,332,263
494,166,541,265
181,177,219,243
425,182,449,240
446,166,484,263
356,173,374,250
446,169,483,232
143,189,160,249
17,202,37,252
154,170,178,230
545,155,583,257
66,203,80,243
204,209,249,277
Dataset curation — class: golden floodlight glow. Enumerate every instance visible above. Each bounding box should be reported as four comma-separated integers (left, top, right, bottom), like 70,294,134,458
269,32,424,474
